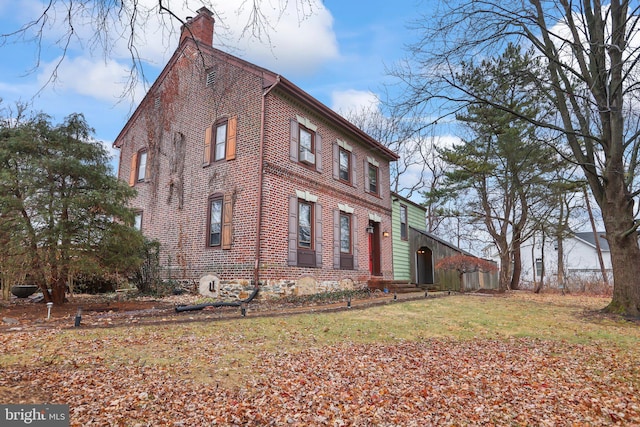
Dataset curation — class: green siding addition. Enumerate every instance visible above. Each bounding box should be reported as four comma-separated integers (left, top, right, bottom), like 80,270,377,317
391,193,499,290
391,198,426,281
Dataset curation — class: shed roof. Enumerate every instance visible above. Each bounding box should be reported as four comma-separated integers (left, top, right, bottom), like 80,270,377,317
409,226,477,257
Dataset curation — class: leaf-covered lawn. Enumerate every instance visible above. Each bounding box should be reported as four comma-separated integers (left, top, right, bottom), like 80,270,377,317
1,293,639,426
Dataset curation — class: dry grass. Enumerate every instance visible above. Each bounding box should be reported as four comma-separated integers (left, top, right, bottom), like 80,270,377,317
1,292,637,386
2,292,639,425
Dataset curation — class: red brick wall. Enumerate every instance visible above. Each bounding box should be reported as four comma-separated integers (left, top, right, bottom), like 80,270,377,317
258,90,394,284
116,40,394,295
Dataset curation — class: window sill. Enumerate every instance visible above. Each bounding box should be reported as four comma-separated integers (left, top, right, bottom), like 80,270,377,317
365,190,382,199
297,161,320,173
203,159,229,168
337,178,354,186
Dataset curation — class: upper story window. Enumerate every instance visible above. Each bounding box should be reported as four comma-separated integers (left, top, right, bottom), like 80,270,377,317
333,139,356,186
214,121,227,161
299,126,315,165
137,150,148,182
129,148,148,186
290,116,322,172
368,163,379,195
203,116,237,166
400,204,408,240
339,148,350,182
365,157,380,196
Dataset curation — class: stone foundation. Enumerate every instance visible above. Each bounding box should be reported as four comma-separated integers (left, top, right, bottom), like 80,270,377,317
193,275,363,300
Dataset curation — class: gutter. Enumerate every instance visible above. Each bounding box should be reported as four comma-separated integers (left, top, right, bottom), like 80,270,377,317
254,75,282,287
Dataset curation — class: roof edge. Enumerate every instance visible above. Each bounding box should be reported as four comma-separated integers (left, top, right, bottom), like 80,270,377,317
275,76,399,161
113,41,399,164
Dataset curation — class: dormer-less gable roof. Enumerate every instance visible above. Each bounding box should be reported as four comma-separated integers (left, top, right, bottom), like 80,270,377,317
114,30,398,161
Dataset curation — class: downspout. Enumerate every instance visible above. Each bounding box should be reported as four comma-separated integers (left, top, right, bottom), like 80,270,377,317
254,76,281,287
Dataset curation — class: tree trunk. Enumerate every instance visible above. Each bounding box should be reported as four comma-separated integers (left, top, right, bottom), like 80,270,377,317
510,230,522,290
51,278,66,305
534,233,546,294
19,206,51,302
602,216,640,316
1,275,9,301
600,169,640,316
556,193,567,294
498,252,511,291
557,234,566,294
585,187,609,286
605,232,640,316
50,253,69,305
458,271,465,292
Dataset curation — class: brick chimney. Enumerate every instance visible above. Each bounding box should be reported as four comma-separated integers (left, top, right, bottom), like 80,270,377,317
179,7,214,46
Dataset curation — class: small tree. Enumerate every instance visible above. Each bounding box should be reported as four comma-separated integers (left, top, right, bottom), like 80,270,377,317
130,239,162,294
435,254,499,292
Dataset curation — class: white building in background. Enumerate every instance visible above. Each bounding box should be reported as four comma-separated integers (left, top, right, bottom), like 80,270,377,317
519,231,612,287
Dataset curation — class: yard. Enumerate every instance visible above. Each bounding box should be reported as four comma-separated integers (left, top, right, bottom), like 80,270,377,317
1,292,639,426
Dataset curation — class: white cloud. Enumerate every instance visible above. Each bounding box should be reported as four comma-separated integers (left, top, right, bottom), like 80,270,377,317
330,89,379,115
433,133,461,150
0,81,30,97
8,0,338,103
223,1,339,77
37,57,146,104
101,0,340,76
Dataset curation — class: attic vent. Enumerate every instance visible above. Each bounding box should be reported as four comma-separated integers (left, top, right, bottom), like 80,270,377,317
154,97,161,108
206,70,216,87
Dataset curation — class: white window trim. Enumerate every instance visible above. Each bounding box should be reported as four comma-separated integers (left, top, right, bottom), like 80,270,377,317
367,156,380,167
296,115,317,132
296,190,318,203
338,203,354,214
337,139,353,152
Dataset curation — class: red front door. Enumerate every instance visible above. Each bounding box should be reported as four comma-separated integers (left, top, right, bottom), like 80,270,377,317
368,221,381,276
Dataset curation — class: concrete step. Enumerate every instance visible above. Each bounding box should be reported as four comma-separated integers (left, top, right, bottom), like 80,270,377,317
367,279,423,294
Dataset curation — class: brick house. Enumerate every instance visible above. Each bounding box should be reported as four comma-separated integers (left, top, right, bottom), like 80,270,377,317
114,7,398,298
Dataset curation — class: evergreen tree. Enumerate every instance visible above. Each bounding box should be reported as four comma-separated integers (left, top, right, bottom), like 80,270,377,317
0,111,145,304
439,44,565,290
